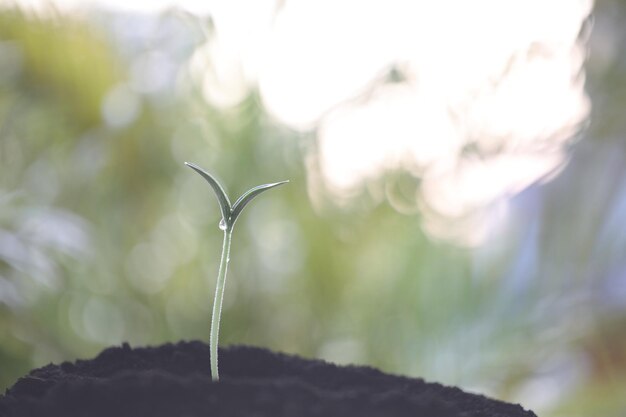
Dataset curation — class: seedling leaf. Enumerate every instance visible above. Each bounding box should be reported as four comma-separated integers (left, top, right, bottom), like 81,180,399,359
230,180,289,227
185,162,232,223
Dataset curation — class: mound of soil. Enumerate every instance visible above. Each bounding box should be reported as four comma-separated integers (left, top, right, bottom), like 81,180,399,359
0,341,536,417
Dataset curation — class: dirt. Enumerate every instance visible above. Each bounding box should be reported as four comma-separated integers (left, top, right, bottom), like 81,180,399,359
0,341,537,417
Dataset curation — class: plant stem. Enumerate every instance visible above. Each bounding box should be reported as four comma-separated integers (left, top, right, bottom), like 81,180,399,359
210,229,232,381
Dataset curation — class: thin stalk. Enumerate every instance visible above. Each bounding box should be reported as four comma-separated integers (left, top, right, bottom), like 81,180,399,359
210,229,232,381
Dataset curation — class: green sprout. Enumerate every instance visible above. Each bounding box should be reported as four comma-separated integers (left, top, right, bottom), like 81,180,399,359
185,162,289,381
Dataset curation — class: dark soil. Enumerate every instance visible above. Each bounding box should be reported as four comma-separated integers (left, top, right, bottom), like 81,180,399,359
0,341,537,417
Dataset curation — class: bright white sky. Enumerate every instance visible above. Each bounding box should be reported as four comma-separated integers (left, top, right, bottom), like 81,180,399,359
3,0,594,245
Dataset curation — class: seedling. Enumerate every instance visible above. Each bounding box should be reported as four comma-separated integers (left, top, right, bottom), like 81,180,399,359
185,162,288,381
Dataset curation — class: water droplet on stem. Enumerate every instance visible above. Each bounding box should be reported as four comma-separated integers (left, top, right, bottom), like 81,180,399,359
218,218,228,231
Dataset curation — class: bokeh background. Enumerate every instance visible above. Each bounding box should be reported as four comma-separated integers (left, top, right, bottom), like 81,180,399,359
1,1,625,415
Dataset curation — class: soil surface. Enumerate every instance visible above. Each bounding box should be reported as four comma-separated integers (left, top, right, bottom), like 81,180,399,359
0,341,537,417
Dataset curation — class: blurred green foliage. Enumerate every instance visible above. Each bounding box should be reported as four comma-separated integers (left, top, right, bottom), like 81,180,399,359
0,4,625,417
